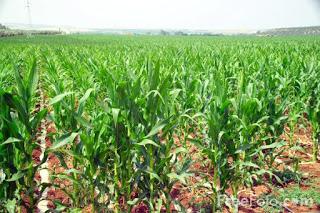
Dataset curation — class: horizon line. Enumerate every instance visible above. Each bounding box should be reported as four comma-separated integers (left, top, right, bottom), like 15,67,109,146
3,22,320,32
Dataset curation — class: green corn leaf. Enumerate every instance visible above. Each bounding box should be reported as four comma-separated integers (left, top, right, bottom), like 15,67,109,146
167,172,190,185
259,141,286,150
74,115,92,128
239,162,260,169
1,137,22,146
79,88,94,106
218,131,225,142
53,151,69,168
77,88,94,115
145,170,162,182
155,199,163,213
48,132,78,151
112,108,120,126
53,201,67,212
0,169,6,184
144,120,168,138
52,173,83,184
3,93,28,127
49,92,74,105
137,139,160,147
65,168,82,175
235,144,252,154
6,171,25,182
146,90,165,104
289,145,305,152
173,147,187,155
14,64,25,99
27,58,39,97
4,199,16,213
127,198,140,206
172,200,183,212
30,109,48,131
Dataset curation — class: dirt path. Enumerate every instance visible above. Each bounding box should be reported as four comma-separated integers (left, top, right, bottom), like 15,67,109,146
36,82,51,212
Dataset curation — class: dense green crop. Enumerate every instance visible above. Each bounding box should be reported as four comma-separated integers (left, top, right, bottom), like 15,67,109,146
0,35,320,212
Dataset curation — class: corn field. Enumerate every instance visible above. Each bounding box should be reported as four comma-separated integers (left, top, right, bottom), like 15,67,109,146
0,35,320,212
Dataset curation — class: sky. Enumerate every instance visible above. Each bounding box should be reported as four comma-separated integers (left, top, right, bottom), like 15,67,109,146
0,0,319,30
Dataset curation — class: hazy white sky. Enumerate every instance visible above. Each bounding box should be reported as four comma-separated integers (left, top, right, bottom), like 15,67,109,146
0,0,319,29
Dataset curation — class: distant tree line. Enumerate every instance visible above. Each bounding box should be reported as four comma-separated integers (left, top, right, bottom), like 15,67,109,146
0,23,66,37
0,30,62,38
0,24,8,30
257,26,320,36
159,29,222,36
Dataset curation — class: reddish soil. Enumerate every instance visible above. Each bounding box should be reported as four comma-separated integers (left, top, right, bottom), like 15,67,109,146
285,204,320,213
131,203,149,213
300,162,320,178
31,119,73,211
45,122,73,209
32,148,42,165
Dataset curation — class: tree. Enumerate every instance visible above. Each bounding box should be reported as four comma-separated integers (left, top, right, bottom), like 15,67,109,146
0,24,8,30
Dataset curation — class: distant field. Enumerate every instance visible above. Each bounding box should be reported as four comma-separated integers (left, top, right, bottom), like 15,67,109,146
1,35,320,212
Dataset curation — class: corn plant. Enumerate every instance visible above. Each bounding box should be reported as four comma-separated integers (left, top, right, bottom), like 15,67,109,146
0,58,48,211
304,62,320,162
203,71,233,211
102,59,191,211
203,70,286,212
255,64,288,172
47,87,96,206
